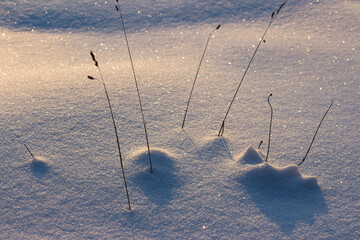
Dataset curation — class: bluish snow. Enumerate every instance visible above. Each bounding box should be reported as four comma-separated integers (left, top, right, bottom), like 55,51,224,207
0,0,359,239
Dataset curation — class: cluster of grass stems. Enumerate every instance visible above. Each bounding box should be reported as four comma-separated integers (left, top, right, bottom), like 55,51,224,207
20,0,335,213
55,0,334,210
85,0,156,210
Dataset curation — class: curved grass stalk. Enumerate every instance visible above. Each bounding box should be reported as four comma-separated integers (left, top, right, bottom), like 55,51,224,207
298,100,334,166
88,50,131,210
265,94,273,162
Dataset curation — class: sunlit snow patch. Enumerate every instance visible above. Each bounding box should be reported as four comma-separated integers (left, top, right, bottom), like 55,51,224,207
131,148,181,205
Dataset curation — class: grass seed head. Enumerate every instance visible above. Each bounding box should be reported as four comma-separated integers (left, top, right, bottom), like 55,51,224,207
277,1,287,14
90,50,98,67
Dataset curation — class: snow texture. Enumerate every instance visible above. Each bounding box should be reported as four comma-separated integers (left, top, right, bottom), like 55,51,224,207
1,0,360,239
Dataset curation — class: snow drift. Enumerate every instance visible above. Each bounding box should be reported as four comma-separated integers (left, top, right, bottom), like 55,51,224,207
235,146,327,233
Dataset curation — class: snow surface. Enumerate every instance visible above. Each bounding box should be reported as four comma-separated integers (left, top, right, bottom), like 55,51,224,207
1,0,360,239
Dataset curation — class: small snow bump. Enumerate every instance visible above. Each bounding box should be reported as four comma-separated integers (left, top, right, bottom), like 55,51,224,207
237,145,264,165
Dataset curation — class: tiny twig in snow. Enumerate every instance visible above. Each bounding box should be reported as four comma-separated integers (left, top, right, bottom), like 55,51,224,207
182,24,221,129
298,100,334,166
218,1,287,136
115,0,153,174
265,94,273,162
88,50,131,210
24,143,35,160
258,140,263,149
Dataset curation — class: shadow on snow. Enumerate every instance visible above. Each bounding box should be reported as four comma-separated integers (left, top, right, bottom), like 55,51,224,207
236,146,328,234
199,135,233,161
131,148,182,206
29,157,50,178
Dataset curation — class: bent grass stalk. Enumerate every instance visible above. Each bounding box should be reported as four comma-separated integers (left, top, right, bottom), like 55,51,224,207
182,24,221,129
115,0,153,174
218,1,287,136
88,50,131,210
265,94,273,162
298,100,334,166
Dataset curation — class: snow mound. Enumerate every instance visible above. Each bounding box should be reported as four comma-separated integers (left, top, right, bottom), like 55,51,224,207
199,136,232,159
237,145,264,164
131,148,181,205
29,156,50,177
132,148,176,171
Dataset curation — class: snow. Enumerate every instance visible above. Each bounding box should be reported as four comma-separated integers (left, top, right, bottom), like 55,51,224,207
29,156,51,177
234,147,325,233
237,145,264,164
237,162,326,234
131,148,181,205
1,0,360,239
0,0,312,32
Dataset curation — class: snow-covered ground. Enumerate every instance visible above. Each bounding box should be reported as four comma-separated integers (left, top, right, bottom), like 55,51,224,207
1,0,359,239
